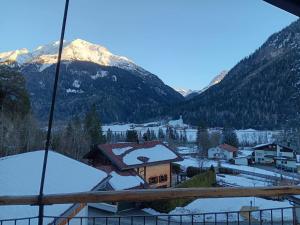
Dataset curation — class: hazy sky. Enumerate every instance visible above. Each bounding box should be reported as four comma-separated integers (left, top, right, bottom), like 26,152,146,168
0,0,297,90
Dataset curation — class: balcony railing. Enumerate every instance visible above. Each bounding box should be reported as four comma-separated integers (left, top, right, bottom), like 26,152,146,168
0,206,298,225
1,186,300,225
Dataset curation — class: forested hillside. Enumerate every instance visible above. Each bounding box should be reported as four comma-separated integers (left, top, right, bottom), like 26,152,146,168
169,19,300,129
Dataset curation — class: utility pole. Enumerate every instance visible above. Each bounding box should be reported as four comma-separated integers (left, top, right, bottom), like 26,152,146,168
37,1,70,225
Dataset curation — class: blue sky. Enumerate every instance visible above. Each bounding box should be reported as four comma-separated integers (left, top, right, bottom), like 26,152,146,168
0,0,297,90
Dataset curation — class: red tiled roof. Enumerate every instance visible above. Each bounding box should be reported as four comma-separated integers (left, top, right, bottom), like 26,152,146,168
97,141,182,170
219,143,238,152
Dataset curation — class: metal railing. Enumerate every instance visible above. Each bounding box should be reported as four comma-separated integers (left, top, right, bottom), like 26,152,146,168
2,187,300,225
0,206,298,225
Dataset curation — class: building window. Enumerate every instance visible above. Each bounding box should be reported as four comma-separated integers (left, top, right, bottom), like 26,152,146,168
159,174,168,182
148,176,158,184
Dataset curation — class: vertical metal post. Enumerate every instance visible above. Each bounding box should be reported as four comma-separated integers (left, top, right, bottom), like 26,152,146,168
281,208,284,225
292,207,296,225
37,1,70,225
259,210,262,225
226,212,229,225
271,209,273,225
248,211,251,225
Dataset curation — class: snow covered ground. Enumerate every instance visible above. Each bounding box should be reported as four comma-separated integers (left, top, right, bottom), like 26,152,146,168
176,156,295,181
216,174,272,187
169,197,293,222
103,120,281,145
144,197,293,222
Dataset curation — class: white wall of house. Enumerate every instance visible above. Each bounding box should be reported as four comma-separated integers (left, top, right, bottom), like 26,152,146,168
255,144,295,165
255,150,275,164
278,151,294,158
276,159,297,170
208,147,233,160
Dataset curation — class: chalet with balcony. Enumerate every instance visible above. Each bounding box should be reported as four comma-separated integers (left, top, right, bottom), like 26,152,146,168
84,141,183,188
253,143,295,165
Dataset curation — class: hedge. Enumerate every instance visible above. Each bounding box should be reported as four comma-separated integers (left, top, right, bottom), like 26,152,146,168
144,170,216,213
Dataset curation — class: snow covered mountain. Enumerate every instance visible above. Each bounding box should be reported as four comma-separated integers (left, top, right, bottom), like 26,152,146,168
173,88,196,97
0,39,150,75
176,70,228,99
208,70,228,86
0,39,183,122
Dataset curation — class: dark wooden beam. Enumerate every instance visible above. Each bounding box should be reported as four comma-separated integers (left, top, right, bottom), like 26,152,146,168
263,0,300,17
1,186,300,206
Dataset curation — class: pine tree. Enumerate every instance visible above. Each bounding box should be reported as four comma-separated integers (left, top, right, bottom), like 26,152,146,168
196,122,211,157
223,127,239,147
143,128,151,141
158,128,165,140
150,130,157,140
84,105,105,144
126,130,138,142
106,128,113,143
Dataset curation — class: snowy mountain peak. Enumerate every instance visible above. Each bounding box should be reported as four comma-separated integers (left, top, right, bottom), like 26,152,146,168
0,48,30,64
173,88,196,97
209,70,228,86
0,39,137,72
175,70,228,98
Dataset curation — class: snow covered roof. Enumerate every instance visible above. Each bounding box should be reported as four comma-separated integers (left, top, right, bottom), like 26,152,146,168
0,150,107,220
96,141,182,170
253,142,294,152
108,171,145,190
253,142,274,149
167,116,188,128
237,149,254,158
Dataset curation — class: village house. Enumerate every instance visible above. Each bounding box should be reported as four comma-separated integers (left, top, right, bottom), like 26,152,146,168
234,148,254,166
253,143,300,173
0,150,109,224
84,141,183,188
253,143,295,165
0,150,149,224
208,144,238,161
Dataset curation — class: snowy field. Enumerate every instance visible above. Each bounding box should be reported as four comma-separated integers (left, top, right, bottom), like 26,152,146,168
216,174,272,187
103,119,281,145
169,197,293,222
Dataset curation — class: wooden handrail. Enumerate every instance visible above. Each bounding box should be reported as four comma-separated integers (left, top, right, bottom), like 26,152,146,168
0,186,300,206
